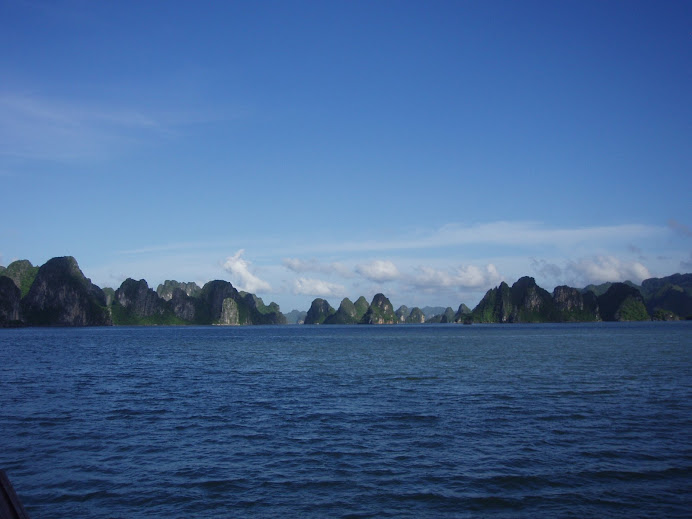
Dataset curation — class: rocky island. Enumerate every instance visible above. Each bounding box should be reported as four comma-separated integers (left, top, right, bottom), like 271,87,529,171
1,256,691,327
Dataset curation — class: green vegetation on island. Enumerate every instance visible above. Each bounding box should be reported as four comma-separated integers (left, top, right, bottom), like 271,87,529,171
361,294,397,324
1,260,39,298
304,298,336,325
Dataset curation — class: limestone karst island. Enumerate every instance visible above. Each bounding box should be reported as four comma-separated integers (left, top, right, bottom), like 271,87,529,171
1,256,691,328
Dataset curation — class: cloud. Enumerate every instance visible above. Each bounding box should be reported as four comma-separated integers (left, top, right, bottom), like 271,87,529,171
410,263,502,290
222,249,272,293
355,260,400,282
668,219,692,238
627,244,643,255
530,257,563,280
292,277,346,297
282,258,352,277
681,252,692,271
566,256,651,285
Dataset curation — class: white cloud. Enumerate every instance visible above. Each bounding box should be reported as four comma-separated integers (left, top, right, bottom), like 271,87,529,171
355,260,400,282
292,277,346,297
410,263,501,289
530,257,563,280
566,256,651,285
282,257,352,277
222,249,272,293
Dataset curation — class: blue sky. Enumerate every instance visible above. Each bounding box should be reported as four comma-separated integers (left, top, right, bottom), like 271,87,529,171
1,0,691,312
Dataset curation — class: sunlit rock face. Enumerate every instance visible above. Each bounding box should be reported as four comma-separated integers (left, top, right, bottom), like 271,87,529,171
157,280,201,301
219,297,240,325
201,280,240,322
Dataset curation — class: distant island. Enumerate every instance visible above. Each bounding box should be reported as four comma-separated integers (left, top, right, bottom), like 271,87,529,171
1,256,691,328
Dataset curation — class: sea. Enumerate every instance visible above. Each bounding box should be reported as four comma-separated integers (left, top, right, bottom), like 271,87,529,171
0,322,690,518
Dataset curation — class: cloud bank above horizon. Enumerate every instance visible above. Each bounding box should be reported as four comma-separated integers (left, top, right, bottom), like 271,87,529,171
64,219,690,311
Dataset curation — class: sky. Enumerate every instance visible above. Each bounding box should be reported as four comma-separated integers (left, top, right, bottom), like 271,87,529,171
1,0,691,313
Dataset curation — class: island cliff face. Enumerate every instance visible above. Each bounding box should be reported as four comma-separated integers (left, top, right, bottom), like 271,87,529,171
201,280,239,323
324,297,370,324
0,256,287,327
157,280,201,301
597,283,649,321
453,304,472,323
300,272,682,325
472,281,513,323
107,278,287,326
304,298,335,324
361,293,397,324
0,277,22,326
640,273,692,320
21,257,112,326
241,292,287,325
324,298,359,324
406,307,426,323
471,277,649,323
552,286,600,322
116,279,169,318
168,288,198,322
395,305,410,323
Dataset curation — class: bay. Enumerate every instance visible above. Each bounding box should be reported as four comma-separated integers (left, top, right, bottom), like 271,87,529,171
1,322,691,518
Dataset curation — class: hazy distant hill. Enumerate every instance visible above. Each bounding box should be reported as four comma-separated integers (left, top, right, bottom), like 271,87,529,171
285,309,307,324
581,280,641,297
421,306,446,320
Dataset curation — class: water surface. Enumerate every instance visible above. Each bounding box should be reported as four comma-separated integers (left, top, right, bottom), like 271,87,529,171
1,322,690,517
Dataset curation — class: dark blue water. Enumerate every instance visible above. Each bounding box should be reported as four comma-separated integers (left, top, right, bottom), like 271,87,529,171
1,323,690,518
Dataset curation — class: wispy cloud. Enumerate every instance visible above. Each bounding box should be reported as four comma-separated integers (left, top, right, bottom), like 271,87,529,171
295,221,665,256
0,92,168,161
0,93,161,129
117,241,224,255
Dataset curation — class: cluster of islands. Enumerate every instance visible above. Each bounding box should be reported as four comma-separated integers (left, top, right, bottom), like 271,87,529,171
1,256,691,328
